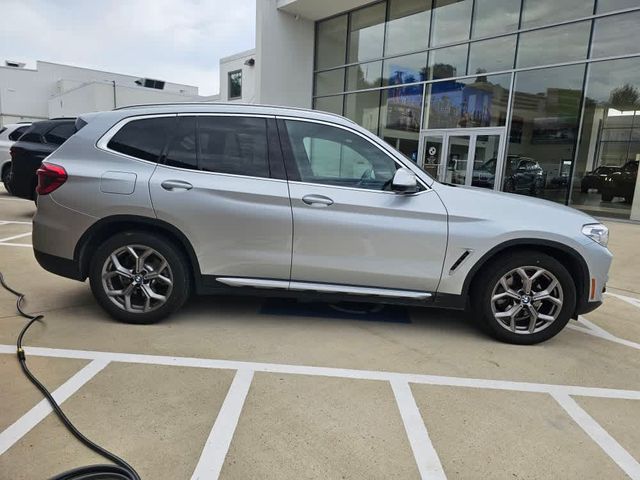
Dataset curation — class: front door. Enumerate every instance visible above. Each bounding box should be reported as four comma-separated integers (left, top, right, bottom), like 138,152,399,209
279,118,448,293
418,128,506,190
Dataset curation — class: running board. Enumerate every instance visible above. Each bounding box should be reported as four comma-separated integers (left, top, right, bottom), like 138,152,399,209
215,277,432,300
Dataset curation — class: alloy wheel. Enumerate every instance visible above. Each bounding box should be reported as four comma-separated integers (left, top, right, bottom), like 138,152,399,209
101,244,173,313
490,266,563,335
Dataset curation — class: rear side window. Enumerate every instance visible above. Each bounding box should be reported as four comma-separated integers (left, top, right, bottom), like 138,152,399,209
8,125,29,141
19,131,42,143
197,116,269,178
163,116,197,170
108,117,173,162
44,123,76,145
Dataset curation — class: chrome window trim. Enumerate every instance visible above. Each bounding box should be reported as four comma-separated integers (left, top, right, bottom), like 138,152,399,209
276,115,433,191
95,112,288,184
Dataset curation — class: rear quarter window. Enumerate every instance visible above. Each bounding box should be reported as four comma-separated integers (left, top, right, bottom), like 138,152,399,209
107,117,174,162
44,123,76,145
8,125,29,141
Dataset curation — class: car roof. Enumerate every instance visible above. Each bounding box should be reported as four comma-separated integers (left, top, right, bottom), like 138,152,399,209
108,102,358,127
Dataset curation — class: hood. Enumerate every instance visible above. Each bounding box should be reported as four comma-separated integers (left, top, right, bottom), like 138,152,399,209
432,182,597,242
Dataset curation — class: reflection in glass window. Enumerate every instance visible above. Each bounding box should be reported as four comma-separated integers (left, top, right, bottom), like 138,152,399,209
521,0,594,29
385,0,431,56
379,86,424,161
571,57,640,218
506,65,585,203
431,0,472,46
468,35,516,74
314,69,345,96
472,0,520,38
284,120,398,190
314,95,344,116
164,116,197,170
597,0,639,13
346,61,382,91
348,2,386,63
344,91,382,134
316,15,348,69
517,22,591,69
423,73,511,129
382,52,428,86
591,11,640,59
427,44,468,80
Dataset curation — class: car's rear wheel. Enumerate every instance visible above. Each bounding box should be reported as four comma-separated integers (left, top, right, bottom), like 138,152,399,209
473,251,576,345
601,191,613,202
89,231,191,324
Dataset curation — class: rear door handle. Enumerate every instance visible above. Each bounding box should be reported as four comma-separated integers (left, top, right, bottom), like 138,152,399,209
302,194,334,207
161,180,193,191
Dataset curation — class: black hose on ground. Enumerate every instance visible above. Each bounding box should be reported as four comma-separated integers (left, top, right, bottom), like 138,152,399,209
0,271,141,480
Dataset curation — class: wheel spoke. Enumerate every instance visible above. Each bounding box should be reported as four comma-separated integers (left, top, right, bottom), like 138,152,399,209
526,305,538,333
146,259,169,280
516,268,532,294
110,253,132,278
141,284,166,302
138,248,154,273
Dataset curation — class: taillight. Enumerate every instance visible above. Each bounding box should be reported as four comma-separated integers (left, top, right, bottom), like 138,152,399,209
36,163,67,195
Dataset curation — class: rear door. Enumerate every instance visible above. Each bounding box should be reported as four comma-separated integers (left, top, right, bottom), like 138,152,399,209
149,114,293,282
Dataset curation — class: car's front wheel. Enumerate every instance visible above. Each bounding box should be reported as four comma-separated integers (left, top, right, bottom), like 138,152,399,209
1,164,12,194
89,231,191,324
473,251,576,345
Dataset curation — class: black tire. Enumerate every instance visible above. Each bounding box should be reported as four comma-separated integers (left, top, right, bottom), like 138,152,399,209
580,185,588,193
472,250,576,345
1,164,13,194
601,191,613,202
89,231,191,324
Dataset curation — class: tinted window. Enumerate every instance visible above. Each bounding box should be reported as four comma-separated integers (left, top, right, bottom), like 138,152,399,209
284,120,400,191
521,0,593,29
163,116,197,170
8,125,29,141
348,2,386,63
20,131,42,143
197,116,269,178
385,0,431,56
468,35,516,74
228,70,242,99
472,0,520,37
316,14,348,70
44,123,76,145
108,117,173,162
431,0,473,46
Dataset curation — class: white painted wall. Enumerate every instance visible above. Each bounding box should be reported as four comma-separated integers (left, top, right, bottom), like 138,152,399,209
255,0,315,108
219,49,256,103
0,61,200,126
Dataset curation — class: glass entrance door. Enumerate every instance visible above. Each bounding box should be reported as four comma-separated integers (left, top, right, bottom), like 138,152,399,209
418,128,506,190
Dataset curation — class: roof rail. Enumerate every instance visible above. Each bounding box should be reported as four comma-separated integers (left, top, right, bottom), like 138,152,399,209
113,102,354,123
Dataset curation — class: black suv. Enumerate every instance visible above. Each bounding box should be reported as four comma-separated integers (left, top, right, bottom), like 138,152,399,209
601,160,639,203
9,118,77,200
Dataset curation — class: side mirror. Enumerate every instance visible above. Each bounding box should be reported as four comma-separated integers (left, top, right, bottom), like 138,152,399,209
391,168,418,194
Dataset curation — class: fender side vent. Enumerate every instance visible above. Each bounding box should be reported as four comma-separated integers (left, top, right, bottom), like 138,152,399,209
449,250,471,274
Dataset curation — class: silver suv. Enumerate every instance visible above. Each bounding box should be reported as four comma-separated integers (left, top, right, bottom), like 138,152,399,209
32,103,612,344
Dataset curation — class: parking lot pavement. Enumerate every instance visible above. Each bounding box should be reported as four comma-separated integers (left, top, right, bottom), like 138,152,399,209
1,185,639,479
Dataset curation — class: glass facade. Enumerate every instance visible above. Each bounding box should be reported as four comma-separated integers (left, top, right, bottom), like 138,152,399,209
313,1,640,219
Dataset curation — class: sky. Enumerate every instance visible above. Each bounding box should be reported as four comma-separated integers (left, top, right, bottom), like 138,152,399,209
0,0,256,96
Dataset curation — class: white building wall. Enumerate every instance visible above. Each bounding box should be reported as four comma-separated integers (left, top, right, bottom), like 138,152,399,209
0,61,200,126
219,49,256,103
255,0,315,108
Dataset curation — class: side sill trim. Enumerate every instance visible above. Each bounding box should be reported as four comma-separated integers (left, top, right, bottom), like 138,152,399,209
215,277,433,300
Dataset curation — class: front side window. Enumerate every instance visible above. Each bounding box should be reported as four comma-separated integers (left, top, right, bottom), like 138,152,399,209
197,116,269,178
44,123,76,145
228,70,242,99
107,117,173,162
284,120,400,191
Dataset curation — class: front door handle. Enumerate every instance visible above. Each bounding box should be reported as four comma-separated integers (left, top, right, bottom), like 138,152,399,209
302,194,334,207
161,180,193,191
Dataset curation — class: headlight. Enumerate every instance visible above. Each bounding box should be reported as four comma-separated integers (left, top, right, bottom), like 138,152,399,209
582,223,609,247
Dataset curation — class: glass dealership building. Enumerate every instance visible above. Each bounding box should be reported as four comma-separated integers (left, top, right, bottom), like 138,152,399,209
305,0,640,219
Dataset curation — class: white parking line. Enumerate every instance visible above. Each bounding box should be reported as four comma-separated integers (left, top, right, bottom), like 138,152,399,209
391,379,447,480
0,232,31,243
0,359,109,455
0,243,31,248
0,220,31,224
606,292,640,309
190,369,254,480
553,393,640,480
568,316,640,351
